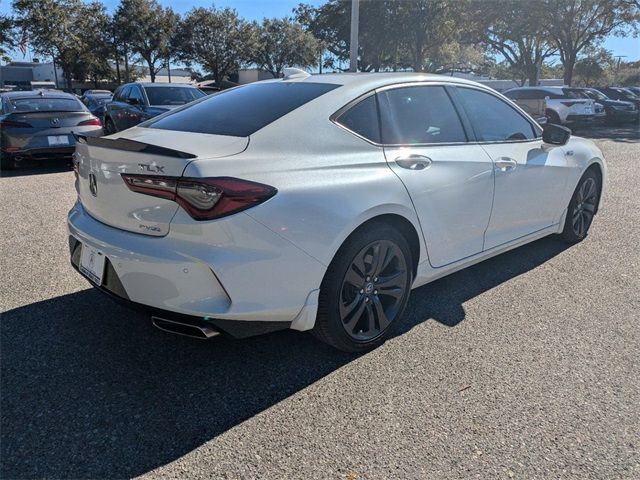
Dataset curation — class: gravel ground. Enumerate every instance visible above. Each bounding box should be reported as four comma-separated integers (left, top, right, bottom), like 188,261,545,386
1,126,639,479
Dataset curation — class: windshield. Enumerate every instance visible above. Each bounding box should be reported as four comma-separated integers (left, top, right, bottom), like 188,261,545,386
585,89,608,101
620,88,639,100
143,86,205,106
7,97,83,112
146,82,340,137
92,96,112,105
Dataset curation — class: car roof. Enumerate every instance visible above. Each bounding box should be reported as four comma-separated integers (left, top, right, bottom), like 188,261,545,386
505,86,565,93
271,72,491,90
0,90,79,100
127,82,199,88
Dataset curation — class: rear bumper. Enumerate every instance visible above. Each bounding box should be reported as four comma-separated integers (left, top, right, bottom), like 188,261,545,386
68,237,289,338
67,201,325,329
2,146,75,163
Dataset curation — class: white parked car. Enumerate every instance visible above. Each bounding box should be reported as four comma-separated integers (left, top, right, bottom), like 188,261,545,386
503,86,596,125
68,72,606,352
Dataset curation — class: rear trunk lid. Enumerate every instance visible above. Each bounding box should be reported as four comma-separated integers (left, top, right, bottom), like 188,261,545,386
75,126,248,236
7,111,93,129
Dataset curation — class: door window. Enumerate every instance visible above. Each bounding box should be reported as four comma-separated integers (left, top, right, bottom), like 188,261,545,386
378,85,467,145
457,87,538,142
128,86,144,105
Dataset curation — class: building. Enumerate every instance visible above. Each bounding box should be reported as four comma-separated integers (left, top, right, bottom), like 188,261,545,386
0,61,65,89
136,67,195,84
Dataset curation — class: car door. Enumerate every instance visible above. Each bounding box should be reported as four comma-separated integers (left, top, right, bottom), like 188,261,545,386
454,86,570,250
109,85,131,131
379,84,495,268
124,85,146,129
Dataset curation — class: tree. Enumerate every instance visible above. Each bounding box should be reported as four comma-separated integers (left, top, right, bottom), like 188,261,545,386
541,0,639,85
468,0,556,86
13,0,99,89
115,0,178,83
573,47,615,86
73,2,113,87
175,6,255,86
251,18,322,77
295,1,402,72
0,3,16,57
395,0,464,72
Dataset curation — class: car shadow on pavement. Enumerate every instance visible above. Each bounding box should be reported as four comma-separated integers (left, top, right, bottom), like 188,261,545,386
0,160,73,178
576,124,640,143
1,236,570,479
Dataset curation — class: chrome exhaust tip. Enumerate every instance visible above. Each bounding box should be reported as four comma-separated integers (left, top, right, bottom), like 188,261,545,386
152,316,219,340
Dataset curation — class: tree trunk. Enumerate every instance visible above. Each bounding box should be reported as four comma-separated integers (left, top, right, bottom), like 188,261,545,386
526,64,539,87
124,45,129,83
563,54,576,86
64,69,73,92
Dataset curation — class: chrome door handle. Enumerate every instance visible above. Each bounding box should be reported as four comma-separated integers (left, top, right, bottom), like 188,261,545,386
494,157,517,172
395,155,432,170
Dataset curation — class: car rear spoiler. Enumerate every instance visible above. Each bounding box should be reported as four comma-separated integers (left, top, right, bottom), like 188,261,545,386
73,133,197,159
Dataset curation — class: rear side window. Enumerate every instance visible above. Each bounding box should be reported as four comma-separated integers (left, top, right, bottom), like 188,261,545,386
378,85,467,145
457,87,537,142
147,82,340,137
335,95,381,143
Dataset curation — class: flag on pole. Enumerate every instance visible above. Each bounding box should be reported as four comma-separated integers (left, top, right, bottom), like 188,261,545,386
18,30,28,57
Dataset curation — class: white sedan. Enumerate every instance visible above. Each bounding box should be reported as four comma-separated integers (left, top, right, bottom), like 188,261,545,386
68,72,605,352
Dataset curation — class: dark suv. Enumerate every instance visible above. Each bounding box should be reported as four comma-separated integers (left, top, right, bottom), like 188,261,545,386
103,82,205,134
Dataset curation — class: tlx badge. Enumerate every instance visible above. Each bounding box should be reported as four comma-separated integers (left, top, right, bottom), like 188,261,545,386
138,163,165,173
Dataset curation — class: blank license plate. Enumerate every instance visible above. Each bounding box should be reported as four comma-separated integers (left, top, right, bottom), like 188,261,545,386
47,135,69,146
79,244,106,285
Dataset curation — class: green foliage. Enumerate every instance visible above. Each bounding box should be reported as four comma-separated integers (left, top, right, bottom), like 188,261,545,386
0,4,16,57
251,18,322,77
468,0,555,85
175,6,255,85
114,0,178,82
540,0,640,85
12,0,111,88
296,0,468,72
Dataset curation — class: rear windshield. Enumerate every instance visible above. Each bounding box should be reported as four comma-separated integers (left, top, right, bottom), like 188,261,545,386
146,82,340,137
143,86,205,106
7,97,83,112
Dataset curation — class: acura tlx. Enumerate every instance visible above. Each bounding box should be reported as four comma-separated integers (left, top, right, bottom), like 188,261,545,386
68,71,605,352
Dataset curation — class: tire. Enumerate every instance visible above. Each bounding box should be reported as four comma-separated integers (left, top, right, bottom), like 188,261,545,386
312,222,413,352
1,155,16,171
104,117,116,135
546,109,561,125
559,169,601,243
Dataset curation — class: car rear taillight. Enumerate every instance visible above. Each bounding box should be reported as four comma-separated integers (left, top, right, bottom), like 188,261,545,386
78,117,102,126
121,174,277,220
0,119,32,128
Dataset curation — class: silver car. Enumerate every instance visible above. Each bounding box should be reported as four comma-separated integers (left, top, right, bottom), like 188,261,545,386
68,72,605,352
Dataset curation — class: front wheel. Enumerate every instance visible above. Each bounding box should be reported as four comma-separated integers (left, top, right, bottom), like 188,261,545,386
312,222,413,352
104,117,117,135
559,169,601,243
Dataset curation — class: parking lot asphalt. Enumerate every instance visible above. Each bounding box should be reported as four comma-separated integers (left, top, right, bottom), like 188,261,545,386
1,125,639,479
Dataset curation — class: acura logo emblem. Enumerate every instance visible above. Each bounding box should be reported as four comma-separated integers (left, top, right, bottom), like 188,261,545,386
89,173,98,197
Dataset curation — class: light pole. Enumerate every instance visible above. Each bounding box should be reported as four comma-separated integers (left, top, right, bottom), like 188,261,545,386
349,0,359,72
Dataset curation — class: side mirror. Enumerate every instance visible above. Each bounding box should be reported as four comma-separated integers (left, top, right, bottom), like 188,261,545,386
127,97,140,106
542,123,571,146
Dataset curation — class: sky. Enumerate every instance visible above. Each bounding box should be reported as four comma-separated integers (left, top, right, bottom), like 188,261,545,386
1,0,638,62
